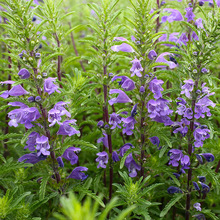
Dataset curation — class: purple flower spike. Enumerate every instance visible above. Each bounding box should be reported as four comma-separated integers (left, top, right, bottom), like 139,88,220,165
36,135,50,156
149,136,160,148
185,7,195,22
181,79,194,98
201,153,214,162
44,77,61,95
62,147,81,165
193,214,206,220
112,151,120,162
200,182,210,193
24,132,40,151
96,151,108,168
109,89,132,106
193,181,200,191
149,78,164,99
109,113,122,129
193,203,202,211
68,166,88,180
130,58,143,77
18,153,47,164
162,8,183,23
57,156,64,167
111,43,134,53
125,153,141,177
18,68,30,79
57,120,80,136
155,52,178,69
148,50,157,60
167,186,183,194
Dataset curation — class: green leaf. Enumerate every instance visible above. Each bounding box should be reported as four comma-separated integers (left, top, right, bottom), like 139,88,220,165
116,205,136,220
39,176,49,200
10,192,31,209
159,145,168,158
181,21,199,36
64,25,85,38
160,194,183,217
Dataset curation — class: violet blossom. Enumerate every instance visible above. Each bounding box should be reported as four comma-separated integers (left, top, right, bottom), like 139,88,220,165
44,77,61,95
119,143,134,157
109,113,122,129
111,43,134,53
108,89,132,106
155,52,178,69
18,68,30,79
130,58,143,77
201,153,215,162
193,128,210,148
193,203,202,211
162,8,183,23
124,153,141,177
68,166,88,180
96,151,108,168
97,132,109,148
148,50,157,60
57,156,64,167
36,135,50,156
181,79,194,98
62,147,81,165
24,132,40,151
185,7,195,22
18,152,47,164
149,78,164,99
167,186,183,194
112,76,135,91
57,120,80,136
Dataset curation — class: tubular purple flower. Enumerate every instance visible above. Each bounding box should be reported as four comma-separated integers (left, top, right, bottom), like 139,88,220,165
149,78,164,99
62,147,81,165
124,153,141,177
140,86,145,93
178,33,189,46
24,132,40,151
130,58,143,77
193,128,210,148
97,133,109,148
181,79,194,98
195,18,204,29
57,120,80,136
148,50,157,60
109,113,122,129
162,8,183,23
108,89,132,106
36,135,50,156
68,166,88,180
193,214,206,220
121,116,137,135
196,154,204,164
155,52,178,69
57,156,64,167
96,151,108,168
97,120,104,128
193,203,202,211
200,182,210,193
167,186,183,194
185,7,195,22
193,181,200,191
201,153,215,162
111,43,134,53
112,76,135,91
112,151,120,162
44,77,61,95
173,118,190,136
149,136,160,148
18,153,47,164
119,143,134,157
18,68,30,79
0,84,29,99
198,176,206,183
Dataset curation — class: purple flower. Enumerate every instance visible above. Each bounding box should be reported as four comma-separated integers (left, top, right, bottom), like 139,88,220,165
148,50,157,60
184,108,193,119
62,147,81,165
28,96,35,102
181,155,190,170
18,68,30,79
195,18,204,29
177,97,187,105
18,153,47,164
167,186,183,194
44,77,61,95
57,120,80,136
198,176,206,183
149,136,160,148
124,153,141,177
192,31,199,41
112,76,135,91
96,151,108,168
112,151,120,162
200,182,210,193
181,79,194,98
201,153,215,162
113,37,128,41
111,43,134,53
119,143,134,157
178,33,189,46
196,154,204,164
97,133,109,148
57,156,64,167
193,214,206,220
121,116,137,135
8,103,41,129
36,135,50,156
140,86,145,93
97,120,104,128
193,203,202,211
162,8,183,23
193,181,200,191
185,7,195,22
173,118,190,136
109,113,122,129
48,102,71,127
130,58,143,77
68,166,88,180
24,132,40,151
109,89,132,106
155,52,178,69
147,98,173,126
149,78,164,99
0,84,29,99
193,128,210,148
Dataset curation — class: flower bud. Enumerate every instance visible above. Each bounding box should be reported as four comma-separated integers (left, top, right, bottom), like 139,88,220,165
35,96,41,102
57,156,64,168
97,120,104,128
28,96,35,102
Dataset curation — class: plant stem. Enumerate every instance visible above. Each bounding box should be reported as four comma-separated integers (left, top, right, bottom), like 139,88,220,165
68,22,86,72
